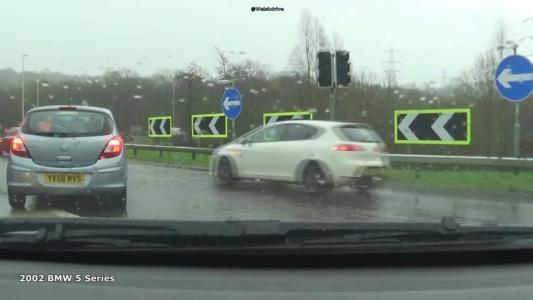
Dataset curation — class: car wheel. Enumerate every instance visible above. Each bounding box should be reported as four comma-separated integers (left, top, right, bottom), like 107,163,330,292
217,157,235,185
303,163,331,194
354,176,373,192
8,192,26,209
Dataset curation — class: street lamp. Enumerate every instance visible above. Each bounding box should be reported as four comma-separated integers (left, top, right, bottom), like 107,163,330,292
21,54,29,121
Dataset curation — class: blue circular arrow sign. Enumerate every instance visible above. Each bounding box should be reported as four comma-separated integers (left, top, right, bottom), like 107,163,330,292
221,87,242,120
495,54,533,102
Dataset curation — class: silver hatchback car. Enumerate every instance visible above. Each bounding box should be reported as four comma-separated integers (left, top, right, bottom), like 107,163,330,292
6,105,127,209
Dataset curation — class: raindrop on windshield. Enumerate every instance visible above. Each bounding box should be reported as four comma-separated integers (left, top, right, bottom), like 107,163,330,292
133,95,143,99
203,96,207,101
207,83,214,87
275,99,280,103
250,124,256,128
469,103,475,108
408,100,413,104
179,98,185,103
261,88,267,92
452,101,456,106
136,85,142,89
86,79,93,84
309,108,318,113
361,110,367,117
102,84,107,88
48,94,54,99
9,95,15,100
324,109,330,113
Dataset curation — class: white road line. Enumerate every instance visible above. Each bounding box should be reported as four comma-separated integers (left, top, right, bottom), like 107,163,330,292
49,209,80,218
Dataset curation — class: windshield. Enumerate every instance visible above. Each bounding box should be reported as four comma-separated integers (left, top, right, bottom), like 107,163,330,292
1,0,533,254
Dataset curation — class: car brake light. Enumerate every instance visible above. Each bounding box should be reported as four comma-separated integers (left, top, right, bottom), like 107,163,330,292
332,144,362,151
99,136,124,159
11,135,31,158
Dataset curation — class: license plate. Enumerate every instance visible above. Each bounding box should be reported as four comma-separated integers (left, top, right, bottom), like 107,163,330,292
44,173,85,185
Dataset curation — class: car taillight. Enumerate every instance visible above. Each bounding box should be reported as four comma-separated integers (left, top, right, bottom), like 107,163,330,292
99,136,124,159
11,135,31,158
332,144,362,151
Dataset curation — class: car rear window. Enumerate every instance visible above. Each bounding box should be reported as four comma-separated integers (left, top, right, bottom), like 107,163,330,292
21,110,114,137
334,125,383,143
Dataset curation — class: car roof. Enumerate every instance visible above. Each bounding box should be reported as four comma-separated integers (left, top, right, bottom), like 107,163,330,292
266,120,370,128
26,105,113,117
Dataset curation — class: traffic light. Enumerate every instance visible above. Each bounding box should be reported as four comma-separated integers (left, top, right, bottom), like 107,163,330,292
336,51,351,87
317,51,332,88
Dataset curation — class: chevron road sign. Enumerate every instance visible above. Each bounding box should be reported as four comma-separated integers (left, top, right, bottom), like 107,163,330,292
148,116,172,138
394,109,471,145
263,111,313,125
191,113,227,138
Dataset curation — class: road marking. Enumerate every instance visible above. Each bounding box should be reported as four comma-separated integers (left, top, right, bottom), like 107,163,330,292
49,209,80,218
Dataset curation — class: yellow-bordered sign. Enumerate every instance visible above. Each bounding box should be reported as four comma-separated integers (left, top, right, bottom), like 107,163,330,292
394,108,471,145
148,116,172,138
263,111,314,125
191,113,228,138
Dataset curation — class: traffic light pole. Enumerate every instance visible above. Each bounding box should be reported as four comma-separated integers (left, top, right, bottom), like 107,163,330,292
330,52,337,121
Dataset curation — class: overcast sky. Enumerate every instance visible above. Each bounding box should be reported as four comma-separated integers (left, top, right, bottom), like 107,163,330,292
2,0,532,85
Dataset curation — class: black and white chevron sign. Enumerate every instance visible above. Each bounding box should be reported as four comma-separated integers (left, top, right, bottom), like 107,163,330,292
263,112,313,125
394,109,470,145
191,114,227,138
148,116,172,138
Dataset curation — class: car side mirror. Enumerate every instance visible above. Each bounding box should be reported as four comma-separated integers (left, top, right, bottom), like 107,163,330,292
240,138,251,145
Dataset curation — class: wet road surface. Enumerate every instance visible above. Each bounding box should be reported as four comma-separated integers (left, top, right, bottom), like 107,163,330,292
1,157,533,225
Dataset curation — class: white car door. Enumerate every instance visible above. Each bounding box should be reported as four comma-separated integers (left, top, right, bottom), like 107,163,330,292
271,124,321,181
235,124,285,179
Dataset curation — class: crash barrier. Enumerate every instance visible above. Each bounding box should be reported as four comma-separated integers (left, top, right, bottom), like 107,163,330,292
126,144,533,170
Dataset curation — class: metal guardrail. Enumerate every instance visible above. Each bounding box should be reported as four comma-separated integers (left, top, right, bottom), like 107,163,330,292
126,144,533,168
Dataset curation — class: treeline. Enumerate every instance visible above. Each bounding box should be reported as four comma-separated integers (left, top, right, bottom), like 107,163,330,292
0,12,531,156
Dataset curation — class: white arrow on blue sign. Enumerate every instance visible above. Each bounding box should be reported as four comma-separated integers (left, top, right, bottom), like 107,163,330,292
495,54,533,102
221,87,242,120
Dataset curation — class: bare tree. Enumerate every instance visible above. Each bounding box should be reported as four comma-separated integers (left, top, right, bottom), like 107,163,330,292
214,47,231,80
289,10,330,83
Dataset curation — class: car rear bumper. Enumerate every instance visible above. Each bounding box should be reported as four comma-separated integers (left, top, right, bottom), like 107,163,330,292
6,157,127,196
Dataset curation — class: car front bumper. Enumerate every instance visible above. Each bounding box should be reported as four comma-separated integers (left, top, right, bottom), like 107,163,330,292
6,156,127,196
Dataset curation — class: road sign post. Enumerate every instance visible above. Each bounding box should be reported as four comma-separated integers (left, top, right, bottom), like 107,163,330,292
221,87,242,140
495,54,533,157
394,109,471,145
148,116,172,138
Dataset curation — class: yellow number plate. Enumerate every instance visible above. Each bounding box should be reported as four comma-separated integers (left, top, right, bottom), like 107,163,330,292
44,173,85,185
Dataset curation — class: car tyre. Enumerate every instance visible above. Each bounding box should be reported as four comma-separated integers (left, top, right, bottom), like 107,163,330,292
303,163,332,194
354,176,373,192
8,191,26,209
217,157,236,185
